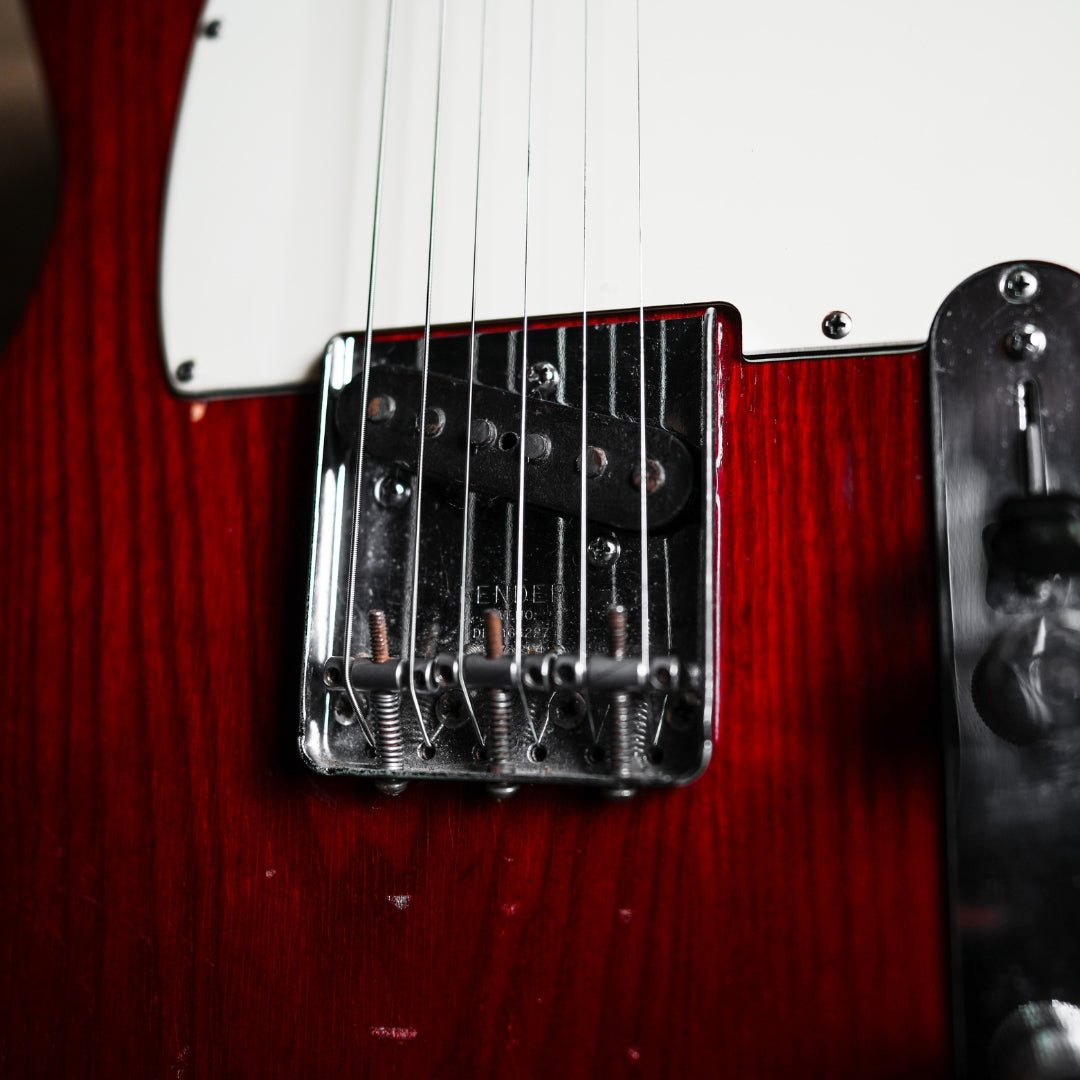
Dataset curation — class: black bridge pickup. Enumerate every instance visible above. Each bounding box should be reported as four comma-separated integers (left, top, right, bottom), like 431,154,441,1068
335,363,695,531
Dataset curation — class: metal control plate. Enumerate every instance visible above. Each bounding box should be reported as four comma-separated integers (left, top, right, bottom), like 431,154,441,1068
931,261,1080,1077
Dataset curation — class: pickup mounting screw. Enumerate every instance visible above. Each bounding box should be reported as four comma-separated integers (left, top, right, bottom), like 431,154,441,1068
483,610,518,799
1001,266,1041,304
587,534,620,568
528,361,561,398
369,609,407,796
822,310,852,340
176,360,195,383
1003,323,1047,362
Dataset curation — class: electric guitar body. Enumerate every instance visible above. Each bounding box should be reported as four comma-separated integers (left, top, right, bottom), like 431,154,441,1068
4,0,1024,1074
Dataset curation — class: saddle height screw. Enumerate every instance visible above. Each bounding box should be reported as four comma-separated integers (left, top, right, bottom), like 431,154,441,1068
1001,266,1041,304
606,605,638,800
368,609,407,796
482,610,518,799
821,310,852,340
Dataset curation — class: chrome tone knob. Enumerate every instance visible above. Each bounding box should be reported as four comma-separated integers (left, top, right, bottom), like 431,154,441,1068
991,1001,1080,1080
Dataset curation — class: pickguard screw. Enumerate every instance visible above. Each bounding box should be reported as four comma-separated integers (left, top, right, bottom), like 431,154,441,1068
201,19,222,38
1003,323,1047,362
631,459,665,494
367,395,396,423
528,361,561,398
1001,266,1041,304
369,609,407,796
821,310,852,340
577,445,608,478
587,534,620,568
374,468,411,509
176,360,195,383
482,609,518,799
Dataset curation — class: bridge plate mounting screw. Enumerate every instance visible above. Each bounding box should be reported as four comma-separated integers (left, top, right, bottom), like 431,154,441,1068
1001,266,1041,304
587,534,620,568
821,310,852,340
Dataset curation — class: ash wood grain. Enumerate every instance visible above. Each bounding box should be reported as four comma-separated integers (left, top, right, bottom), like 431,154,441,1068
0,1,949,1075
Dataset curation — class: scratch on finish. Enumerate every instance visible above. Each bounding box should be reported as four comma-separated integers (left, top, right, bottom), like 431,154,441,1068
388,894,410,910
618,907,633,924
501,901,519,915
371,1026,418,1041
265,869,276,878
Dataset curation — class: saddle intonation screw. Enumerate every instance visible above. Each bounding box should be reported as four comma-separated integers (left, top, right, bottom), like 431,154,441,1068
483,610,518,799
369,609,407,796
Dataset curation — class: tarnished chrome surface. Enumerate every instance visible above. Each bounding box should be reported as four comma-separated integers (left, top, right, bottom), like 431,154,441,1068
0,0,59,351
301,308,716,792
931,262,1080,1077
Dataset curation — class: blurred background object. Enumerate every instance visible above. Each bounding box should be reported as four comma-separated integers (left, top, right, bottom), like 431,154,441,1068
0,0,58,352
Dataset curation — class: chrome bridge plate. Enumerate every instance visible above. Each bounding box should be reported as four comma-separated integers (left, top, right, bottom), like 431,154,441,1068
301,306,717,793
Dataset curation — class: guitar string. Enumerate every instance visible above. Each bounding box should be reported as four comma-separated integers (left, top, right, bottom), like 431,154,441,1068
656,324,671,747
342,0,396,747
405,0,449,748
634,0,651,679
455,0,489,747
512,0,539,744
577,0,595,741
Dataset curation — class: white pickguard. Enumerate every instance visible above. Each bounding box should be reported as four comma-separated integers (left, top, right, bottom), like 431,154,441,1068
160,0,1080,395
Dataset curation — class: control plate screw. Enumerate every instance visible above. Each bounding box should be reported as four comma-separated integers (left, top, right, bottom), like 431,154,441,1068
1001,265,1041,304
1003,323,1047,362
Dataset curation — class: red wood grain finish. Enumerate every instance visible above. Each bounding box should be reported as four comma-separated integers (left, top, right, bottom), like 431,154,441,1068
0,2,948,1075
